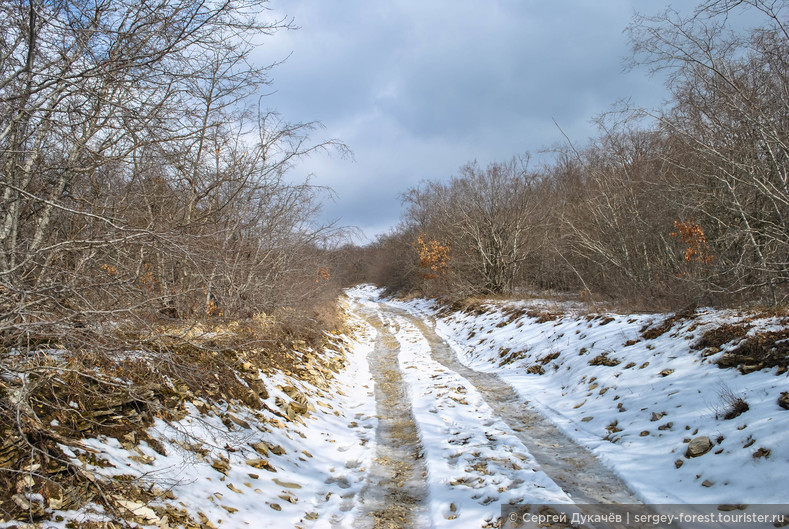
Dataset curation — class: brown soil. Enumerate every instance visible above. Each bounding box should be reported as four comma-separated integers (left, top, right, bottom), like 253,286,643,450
354,310,428,529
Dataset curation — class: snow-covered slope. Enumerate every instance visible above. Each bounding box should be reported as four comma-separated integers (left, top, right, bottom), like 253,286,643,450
392,296,789,504
7,287,786,529
6,304,380,529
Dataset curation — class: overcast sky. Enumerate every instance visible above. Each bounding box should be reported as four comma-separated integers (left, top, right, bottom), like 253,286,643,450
258,1,684,242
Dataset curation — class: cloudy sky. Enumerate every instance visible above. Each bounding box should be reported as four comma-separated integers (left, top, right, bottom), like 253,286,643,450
258,1,685,242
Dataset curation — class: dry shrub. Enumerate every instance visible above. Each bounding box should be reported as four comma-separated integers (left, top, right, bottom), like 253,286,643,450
715,385,750,420
718,329,789,373
692,323,750,350
640,306,698,340
448,298,489,316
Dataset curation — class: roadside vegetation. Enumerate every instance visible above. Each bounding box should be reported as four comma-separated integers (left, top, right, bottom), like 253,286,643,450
0,0,350,523
2,0,789,525
359,0,789,310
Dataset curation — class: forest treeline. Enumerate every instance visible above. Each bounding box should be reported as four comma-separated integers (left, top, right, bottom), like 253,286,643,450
349,0,789,308
2,0,788,355
0,0,349,348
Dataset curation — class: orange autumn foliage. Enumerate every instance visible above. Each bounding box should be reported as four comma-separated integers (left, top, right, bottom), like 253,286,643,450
205,299,223,317
671,220,714,264
414,234,450,279
315,267,331,283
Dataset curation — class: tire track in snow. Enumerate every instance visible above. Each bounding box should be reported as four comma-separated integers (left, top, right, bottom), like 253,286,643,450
354,308,429,529
395,304,643,505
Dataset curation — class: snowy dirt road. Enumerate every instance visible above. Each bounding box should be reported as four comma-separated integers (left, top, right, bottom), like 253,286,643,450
35,286,786,529
355,308,429,529
349,289,645,528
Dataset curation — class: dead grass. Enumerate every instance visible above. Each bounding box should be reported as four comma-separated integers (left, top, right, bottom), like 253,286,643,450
0,299,348,525
526,310,561,324
448,298,489,316
588,352,621,367
539,352,561,365
717,329,789,374
722,397,750,420
0,348,169,523
692,323,751,351
714,384,750,420
640,306,699,340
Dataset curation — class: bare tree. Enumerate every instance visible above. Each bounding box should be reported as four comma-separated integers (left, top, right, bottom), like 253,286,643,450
627,0,789,303
556,115,687,300
402,157,542,294
0,0,347,339
0,1,352,521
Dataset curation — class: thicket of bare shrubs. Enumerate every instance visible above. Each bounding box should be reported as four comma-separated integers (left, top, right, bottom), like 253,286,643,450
0,0,348,347
367,0,789,309
0,1,349,522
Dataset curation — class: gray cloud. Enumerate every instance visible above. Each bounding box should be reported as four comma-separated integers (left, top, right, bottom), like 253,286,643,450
260,0,675,241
